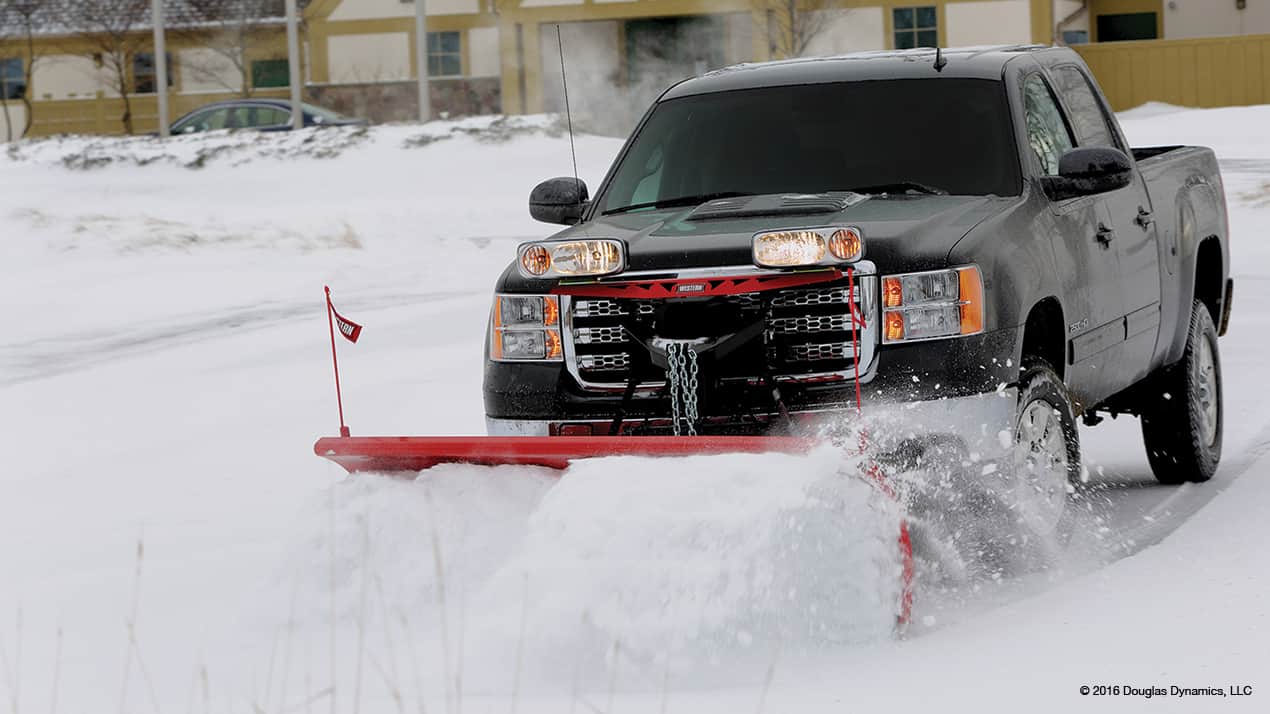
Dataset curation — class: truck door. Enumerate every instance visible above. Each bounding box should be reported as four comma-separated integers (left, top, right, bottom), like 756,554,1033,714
1022,72,1125,408
1050,65,1163,385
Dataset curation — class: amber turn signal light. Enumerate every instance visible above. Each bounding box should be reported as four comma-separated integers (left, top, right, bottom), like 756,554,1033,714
543,296,560,327
957,266,984,335
520,245,551,276
882,277,903,308
885,311,905,341
827,228,863,261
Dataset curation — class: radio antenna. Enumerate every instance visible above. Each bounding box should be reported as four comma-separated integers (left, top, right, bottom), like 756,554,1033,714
556,24,581,195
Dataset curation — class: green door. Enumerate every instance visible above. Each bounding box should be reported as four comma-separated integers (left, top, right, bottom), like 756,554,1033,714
1096,12,1158,42
624,17,726,86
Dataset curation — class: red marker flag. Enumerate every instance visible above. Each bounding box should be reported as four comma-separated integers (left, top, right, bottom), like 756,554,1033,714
324,286,362,437
330,302,363,343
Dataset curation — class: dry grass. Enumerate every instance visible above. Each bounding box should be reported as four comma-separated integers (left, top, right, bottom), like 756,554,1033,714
0,477,798,714
118,538,160,714
0,607,20,714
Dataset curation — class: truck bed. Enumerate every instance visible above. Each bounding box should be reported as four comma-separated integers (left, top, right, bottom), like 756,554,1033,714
1131,145,1186,163
1131,142,1226,366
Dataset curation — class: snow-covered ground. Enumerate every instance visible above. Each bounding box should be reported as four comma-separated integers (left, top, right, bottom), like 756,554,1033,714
3,106,1269,713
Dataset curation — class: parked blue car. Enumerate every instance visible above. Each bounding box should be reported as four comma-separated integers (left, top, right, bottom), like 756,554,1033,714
169,99,365,134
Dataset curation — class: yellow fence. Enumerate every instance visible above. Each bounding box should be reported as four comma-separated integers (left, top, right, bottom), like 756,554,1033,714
1074,33,1270,112
25,89,292,138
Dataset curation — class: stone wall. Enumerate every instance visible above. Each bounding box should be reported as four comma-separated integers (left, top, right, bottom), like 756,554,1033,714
306,78,501,123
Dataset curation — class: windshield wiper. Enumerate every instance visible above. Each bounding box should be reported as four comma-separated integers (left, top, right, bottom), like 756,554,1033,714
847,182,949,196
602,191,755,216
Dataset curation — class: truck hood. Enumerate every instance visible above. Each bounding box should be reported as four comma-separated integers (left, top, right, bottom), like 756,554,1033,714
547,193,1014,275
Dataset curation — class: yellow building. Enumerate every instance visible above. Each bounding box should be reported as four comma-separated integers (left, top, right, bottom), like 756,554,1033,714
0,0,1056,138
1056,0,1270,44
304,0,502,122
306,0,1055,132
1059,1,1270,111
0,2,295,139
304,0,1270,122
7,0,1270,138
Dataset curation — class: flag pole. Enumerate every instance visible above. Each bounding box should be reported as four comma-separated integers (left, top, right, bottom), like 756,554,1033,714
325,286,350,437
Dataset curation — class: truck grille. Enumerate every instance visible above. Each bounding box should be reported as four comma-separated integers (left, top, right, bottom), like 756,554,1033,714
787,341,859,362
565,275,878,390
771,287,852,307
574,326,627,344
573,299,655,318
770,314,851,334
578,353,631,372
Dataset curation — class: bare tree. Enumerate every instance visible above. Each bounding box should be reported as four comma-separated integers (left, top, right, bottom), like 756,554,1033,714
767,0,839,60
177,0,300,97
57,0,152,134
0,0,50,140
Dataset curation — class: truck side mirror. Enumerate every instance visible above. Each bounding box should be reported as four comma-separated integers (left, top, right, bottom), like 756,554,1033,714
530,177,589,225
1041,147,1133,201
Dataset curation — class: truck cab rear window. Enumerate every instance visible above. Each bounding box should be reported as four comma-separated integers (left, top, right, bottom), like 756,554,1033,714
599,78,1021,213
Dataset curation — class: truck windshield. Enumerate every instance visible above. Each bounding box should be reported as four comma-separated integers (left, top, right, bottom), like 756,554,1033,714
598,78,1020,214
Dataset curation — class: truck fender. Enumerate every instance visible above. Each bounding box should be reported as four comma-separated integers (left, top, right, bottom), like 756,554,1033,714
1160,179,1226,367
1017,296,1067,381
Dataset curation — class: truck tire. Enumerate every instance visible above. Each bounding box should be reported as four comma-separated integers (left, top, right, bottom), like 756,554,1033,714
894,363,1080,579
1010,359,1082,542
1140,300,1223,484
903,363,1081,579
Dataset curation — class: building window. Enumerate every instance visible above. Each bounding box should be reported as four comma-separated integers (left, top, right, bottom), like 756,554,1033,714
1062,30,1089,45
893,6,938,49
1095,12,1158,42
1,57,24,100
133,52,173,94
252,59,290,89
427,31,462,77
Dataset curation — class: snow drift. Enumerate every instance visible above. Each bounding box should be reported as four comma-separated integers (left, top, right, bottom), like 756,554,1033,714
4,105,1270,712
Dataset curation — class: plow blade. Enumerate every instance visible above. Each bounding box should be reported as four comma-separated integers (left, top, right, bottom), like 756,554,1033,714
314,435,816,473
314,433,916,625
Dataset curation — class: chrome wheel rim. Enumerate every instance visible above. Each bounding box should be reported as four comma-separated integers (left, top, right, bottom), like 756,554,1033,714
1013,400,1070,534
1196,337,1219,447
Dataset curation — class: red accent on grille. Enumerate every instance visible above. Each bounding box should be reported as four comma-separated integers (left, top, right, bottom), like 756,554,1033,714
551,270,842,299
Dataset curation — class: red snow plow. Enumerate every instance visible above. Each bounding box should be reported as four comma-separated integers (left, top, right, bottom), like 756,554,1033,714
313,434,914,624
314,434,812,472
313,287,914,625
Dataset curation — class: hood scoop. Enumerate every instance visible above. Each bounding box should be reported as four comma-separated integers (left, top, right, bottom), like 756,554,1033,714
685,192,868,221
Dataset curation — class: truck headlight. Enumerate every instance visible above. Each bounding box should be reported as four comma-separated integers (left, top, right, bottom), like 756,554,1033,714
491,294,563,361
517,239,625,279
753,227,863,268
881,266,984,342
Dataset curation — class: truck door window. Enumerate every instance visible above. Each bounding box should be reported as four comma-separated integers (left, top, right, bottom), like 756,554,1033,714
1022,74,1075,176
1052,66,1120,149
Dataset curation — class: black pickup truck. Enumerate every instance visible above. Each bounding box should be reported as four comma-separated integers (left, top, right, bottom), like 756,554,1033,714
483,46,1231,537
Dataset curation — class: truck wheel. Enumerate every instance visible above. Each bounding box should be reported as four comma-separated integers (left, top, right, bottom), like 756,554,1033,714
1010,360,1082,541
898,365,1079,578
1140,300,1222,484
